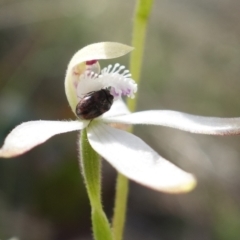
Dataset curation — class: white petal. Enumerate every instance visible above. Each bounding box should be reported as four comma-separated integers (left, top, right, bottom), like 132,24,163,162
65,42,133,113
104,110,240,135
101,98,130,118
87,123,196,193
68,43,134,71
0,120,88,158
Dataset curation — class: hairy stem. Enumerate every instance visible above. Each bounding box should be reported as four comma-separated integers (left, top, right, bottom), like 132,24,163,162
80,129,113,240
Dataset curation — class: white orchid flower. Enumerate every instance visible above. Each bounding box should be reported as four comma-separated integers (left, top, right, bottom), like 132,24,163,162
1,42,240,194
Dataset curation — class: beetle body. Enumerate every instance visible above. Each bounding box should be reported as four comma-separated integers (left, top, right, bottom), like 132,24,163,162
76,89,114,120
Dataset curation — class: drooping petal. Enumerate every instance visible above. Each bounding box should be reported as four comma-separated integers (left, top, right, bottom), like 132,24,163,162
0,120,88,158
104,110,240,135
87,122,196,193
65,42,134,114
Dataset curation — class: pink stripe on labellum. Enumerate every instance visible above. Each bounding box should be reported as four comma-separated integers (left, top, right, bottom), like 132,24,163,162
86,60,98,65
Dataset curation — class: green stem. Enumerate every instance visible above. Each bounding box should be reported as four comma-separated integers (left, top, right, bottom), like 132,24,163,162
112,174,129,240
112,1,154,240
127,0,154,112
80,129,113,240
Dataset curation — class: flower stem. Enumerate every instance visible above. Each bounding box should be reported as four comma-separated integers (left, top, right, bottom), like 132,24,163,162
112,1,154,240
80,129,113,240
112,173,129,240
128,0,154,112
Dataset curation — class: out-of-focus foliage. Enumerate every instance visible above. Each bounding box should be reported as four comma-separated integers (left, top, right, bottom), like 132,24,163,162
0,0,240,239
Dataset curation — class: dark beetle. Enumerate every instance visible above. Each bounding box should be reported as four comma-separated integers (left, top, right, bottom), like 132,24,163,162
76,89,114,120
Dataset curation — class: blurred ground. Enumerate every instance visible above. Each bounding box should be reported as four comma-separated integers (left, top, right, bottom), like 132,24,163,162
0,0,240,239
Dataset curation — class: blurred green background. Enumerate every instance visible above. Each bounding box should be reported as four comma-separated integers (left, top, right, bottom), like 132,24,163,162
0,0,240,239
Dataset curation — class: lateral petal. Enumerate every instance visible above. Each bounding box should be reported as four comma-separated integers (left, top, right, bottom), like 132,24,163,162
104,110,240,135
0,120,87,158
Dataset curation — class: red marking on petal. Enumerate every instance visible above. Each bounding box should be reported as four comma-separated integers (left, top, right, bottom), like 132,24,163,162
86,60,97,65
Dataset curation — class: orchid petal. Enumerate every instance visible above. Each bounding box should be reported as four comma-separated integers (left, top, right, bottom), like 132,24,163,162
87,123,196,193
104,110,240,135
0,120,88,158
65,42,134,114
